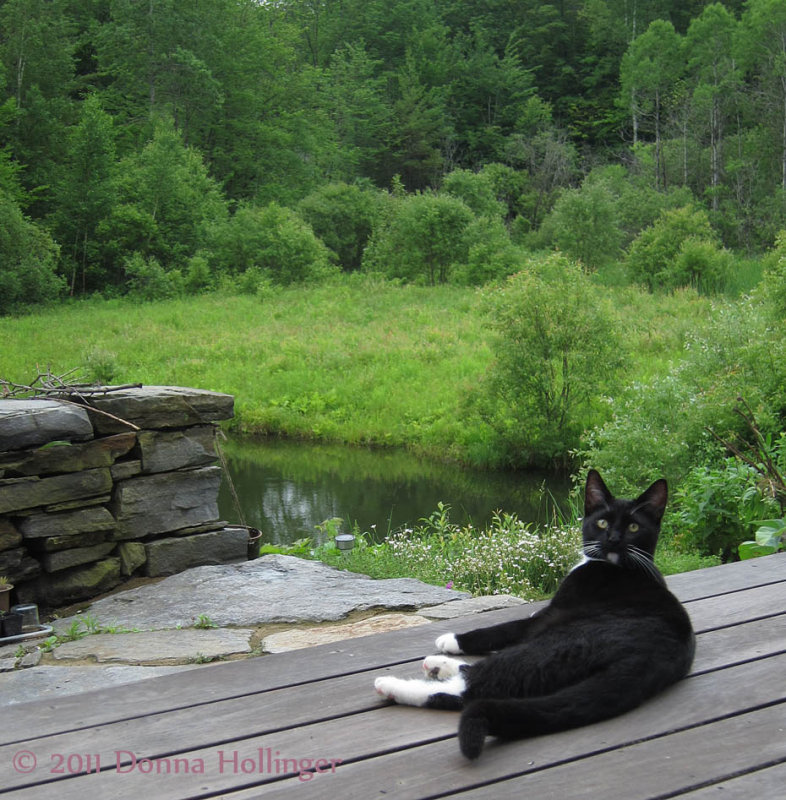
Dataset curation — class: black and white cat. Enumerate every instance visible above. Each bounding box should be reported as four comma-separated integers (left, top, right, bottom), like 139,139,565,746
374,470,695,759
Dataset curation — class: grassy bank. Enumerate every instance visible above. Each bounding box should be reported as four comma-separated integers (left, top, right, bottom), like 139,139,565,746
0,274,711,464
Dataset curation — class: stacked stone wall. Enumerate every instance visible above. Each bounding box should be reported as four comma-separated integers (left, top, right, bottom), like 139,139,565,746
0,387,246,609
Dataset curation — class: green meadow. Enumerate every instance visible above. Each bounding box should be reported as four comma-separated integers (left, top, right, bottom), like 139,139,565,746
0,274,712,466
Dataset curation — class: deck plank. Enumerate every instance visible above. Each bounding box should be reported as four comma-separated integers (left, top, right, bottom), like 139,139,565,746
0,553,783,800
226,655,786,800
671,762,786,799
8,650,783,800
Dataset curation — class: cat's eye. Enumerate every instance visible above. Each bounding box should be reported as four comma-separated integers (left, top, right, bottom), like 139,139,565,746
628,523,639,533
596,519,609,530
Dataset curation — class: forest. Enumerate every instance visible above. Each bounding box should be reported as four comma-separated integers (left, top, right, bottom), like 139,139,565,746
4,0,786,563
2,0,786,303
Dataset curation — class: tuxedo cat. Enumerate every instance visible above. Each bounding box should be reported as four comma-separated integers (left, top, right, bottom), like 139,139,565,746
374,470,695,759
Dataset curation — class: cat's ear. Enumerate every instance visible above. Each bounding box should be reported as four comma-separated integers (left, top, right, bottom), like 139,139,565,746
585,469,613,515
635,478,668,522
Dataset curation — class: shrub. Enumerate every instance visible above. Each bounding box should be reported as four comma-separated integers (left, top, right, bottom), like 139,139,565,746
297,182,381,271
123,252,183,300
315,503,582,599
454,216,524,286
540,179,623,269
210,202,336,285
670,459,779,560
626,205,720,290
0,190,64,314
476,253,625,465
362,191,475,285
440,168,506,219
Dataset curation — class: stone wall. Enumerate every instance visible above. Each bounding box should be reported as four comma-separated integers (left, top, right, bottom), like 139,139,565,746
0,387,247,609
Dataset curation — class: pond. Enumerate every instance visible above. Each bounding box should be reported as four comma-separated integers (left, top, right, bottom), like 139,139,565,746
217,436,573,546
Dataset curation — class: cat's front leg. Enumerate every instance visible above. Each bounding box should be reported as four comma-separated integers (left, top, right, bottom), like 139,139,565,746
436,616,542,655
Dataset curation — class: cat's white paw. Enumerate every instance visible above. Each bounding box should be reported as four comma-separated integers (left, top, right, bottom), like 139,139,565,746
435,632,463,654
374,676,432,706
422,655,465,680
374,676,399,700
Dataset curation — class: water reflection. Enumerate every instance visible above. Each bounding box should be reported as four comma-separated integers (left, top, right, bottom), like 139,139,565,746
217,437,572,546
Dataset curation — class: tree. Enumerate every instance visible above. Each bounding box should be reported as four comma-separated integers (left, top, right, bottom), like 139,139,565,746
739,0,786,207
100,119,227,280
297,182,382,271
53,94,117,295
685,4,741,212
363,191,475,284
619,19,684,189
0,189,63,314
540,178,623,269
479,253,624,464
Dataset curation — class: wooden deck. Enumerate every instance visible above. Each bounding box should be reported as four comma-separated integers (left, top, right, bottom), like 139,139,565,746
1,553,785,799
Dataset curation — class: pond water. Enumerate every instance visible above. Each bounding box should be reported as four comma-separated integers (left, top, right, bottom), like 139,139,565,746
217,436,573,546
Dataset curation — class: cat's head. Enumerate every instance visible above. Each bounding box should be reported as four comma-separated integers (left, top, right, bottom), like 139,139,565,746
582,469,668,574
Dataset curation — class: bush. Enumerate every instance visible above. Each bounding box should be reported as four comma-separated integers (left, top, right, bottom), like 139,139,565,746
540,179,623,269
362,192,475,284
123,252,183,300
210,202,336,285
476,253,625,465
297,182,381,271
0,190,64,314
440,168,506,219
670,459,780,560
454,216,525,286
626,205,721,291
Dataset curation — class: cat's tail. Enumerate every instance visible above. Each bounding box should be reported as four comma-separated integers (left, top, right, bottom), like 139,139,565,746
457,683,649,760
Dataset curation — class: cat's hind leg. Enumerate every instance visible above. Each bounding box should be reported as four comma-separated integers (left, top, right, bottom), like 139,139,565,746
374,674,465,710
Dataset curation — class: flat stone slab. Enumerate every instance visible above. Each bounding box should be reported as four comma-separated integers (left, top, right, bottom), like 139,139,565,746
419,594,528,619
0,664,202,707
0,399,93,452
82,386,234,433
262,613,431,654
53,554,469,631
51,628,255,665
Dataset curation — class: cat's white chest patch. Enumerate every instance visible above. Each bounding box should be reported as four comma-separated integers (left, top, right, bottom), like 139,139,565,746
606,552,620,565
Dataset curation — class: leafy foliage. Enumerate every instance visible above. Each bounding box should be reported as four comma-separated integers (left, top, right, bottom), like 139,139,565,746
476,254,625,465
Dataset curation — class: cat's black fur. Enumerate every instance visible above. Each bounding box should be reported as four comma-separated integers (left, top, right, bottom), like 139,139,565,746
376,470,695,760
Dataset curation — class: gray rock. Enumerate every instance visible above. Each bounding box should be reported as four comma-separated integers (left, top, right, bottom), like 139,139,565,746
0,399,93,452
0,433,136,477
138,425,217,473
144,527,248,577
111,466,221,539
41,542,116,573
110,459,142,481
117,541,146,576
19,506,116,539
0,548,40,584
0,468,113,515
18,649,42,668
50,628,254,664
37,531,107,553
419,594,528,619
82,386,234,433
0,518,21,552
19,557,121,607
53,554,469,631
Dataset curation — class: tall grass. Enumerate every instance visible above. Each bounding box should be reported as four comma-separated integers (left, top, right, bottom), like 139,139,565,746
0,273,713,464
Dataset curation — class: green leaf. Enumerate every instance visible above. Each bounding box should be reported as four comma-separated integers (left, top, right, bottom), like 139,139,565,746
739,541,777,560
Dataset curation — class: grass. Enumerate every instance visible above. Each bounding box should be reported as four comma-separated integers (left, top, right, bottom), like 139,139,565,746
0,273,714,465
